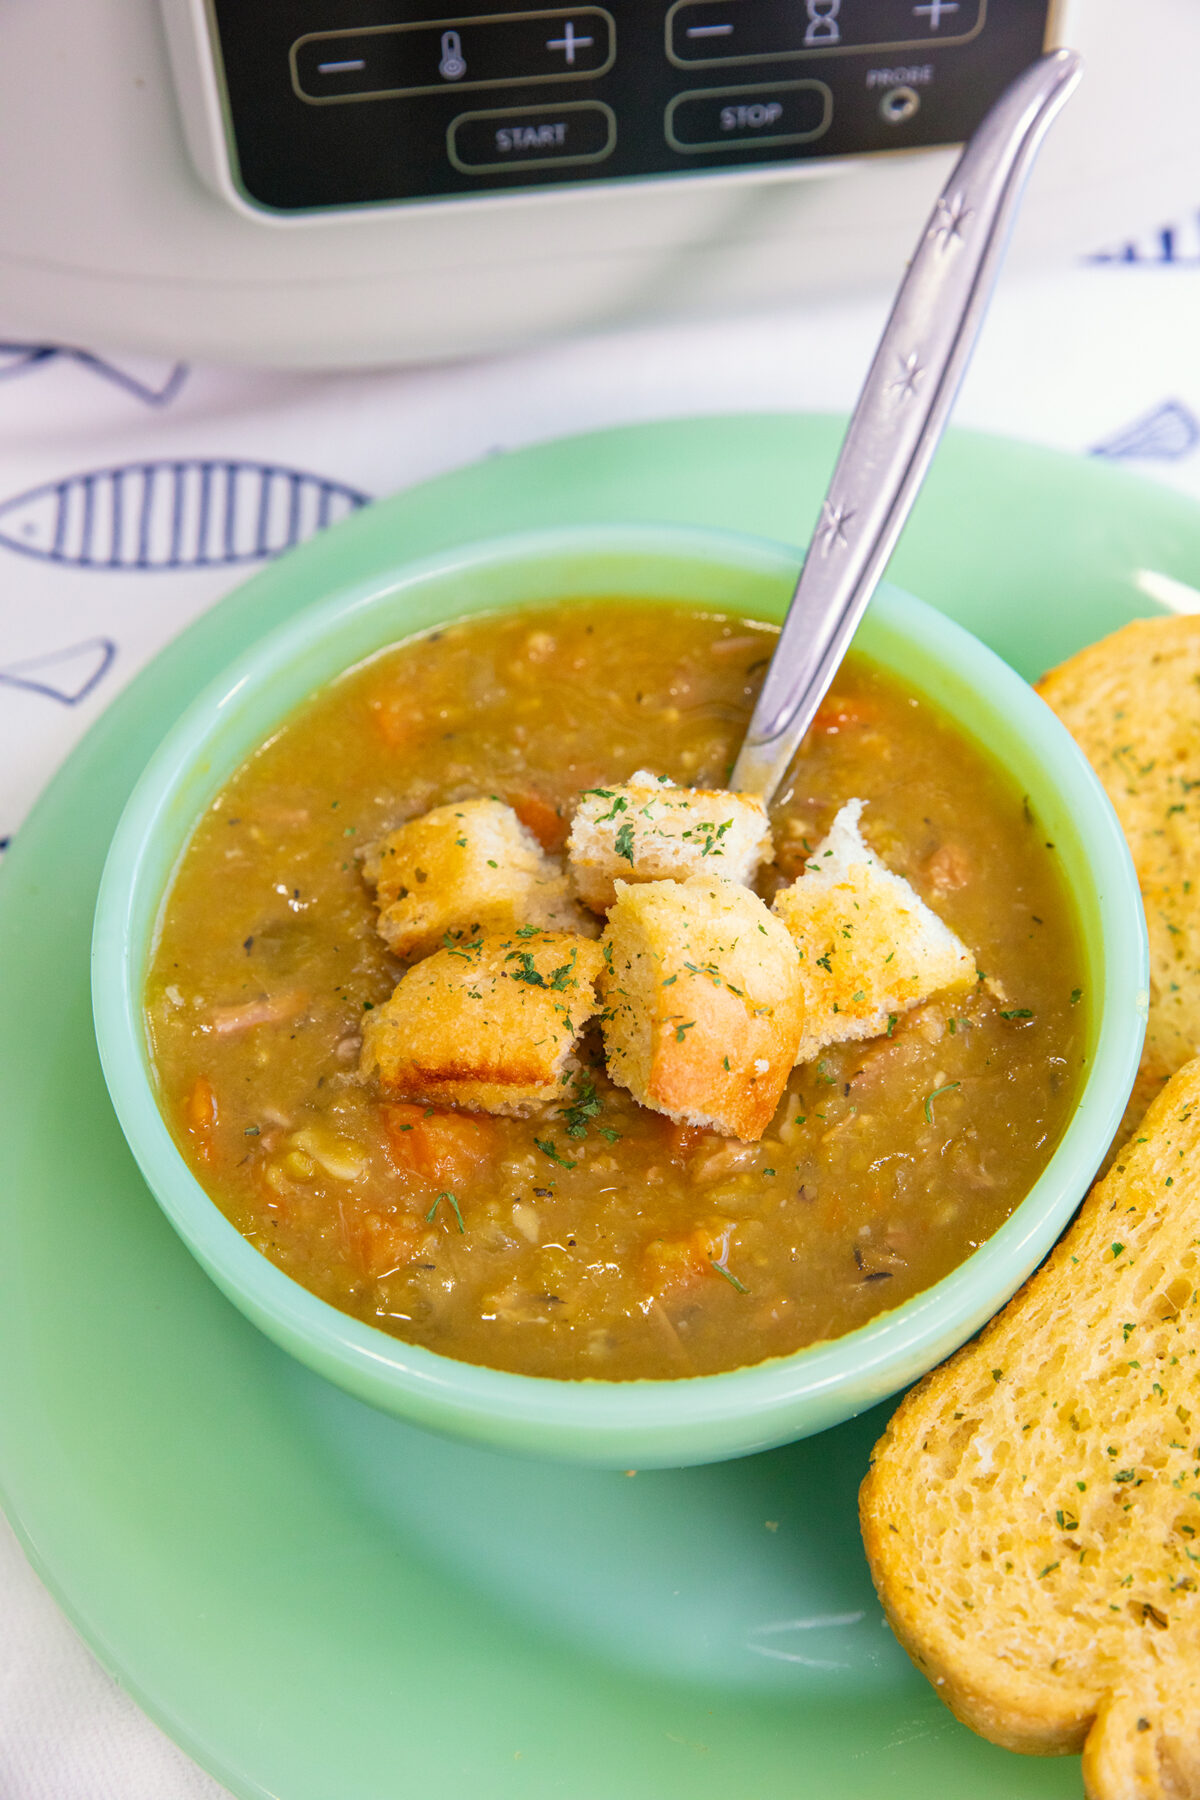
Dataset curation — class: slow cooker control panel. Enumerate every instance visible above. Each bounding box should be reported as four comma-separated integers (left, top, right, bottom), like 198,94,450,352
204,0,1057,211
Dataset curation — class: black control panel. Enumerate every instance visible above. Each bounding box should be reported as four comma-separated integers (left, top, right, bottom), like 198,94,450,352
207,0,1056,212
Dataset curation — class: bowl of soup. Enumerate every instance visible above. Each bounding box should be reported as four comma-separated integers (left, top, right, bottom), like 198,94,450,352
91,523,1147,1468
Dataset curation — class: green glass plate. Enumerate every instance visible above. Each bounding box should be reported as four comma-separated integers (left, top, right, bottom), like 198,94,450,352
2,415,1196,1800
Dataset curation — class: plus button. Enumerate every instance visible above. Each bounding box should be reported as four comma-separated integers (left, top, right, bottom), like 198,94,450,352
913,0,960,26
546,20,595,64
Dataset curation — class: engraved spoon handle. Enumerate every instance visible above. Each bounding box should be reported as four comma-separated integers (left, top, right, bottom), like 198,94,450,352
730,48,1083,804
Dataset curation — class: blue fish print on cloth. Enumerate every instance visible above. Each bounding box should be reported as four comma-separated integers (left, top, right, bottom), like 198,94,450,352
1088,212,1200,265
1090,401,1200,463
0,460,371,569
0,344,188,406
0,345,59,380
0,636,116,705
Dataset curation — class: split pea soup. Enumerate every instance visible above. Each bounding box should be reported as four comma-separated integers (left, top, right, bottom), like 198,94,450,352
144,599,1086,1381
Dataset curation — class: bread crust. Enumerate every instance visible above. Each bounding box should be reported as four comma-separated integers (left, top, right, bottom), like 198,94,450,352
360,928,604,1115
599,875,804,1140
860,1056,1200,1796
567,771,772,912
1038,616,1200,1143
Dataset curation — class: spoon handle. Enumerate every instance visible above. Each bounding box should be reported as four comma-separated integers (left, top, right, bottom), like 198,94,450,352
730,48,1083,804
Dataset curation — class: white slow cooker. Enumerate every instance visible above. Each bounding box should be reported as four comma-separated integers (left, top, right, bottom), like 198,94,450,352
2,0,1196,366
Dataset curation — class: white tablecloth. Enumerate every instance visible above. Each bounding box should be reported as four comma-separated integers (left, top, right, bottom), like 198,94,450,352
3,190,1200,1798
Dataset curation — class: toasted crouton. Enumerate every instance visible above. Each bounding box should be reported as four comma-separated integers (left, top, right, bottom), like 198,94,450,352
567,770,772,912
599,876,803,1141
360,929,604,1116
363,798,588,960
773,799,976,1064
859,1056,1200,1796
1037,614,1200,1138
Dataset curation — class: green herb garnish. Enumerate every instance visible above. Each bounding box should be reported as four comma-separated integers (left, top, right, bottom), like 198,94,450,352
426,1190,465,1233
534,1137,577,1170
506,950,546,987
924,1081,961,1124
548,952,578,991
560,1074,603,1140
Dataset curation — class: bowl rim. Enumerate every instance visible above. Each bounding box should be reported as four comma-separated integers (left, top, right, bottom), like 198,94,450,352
92,519,1148,1461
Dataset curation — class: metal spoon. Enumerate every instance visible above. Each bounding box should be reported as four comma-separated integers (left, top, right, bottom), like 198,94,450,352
730,48,1083,805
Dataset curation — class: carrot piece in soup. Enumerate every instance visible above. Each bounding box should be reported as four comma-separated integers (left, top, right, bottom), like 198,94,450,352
506,790,568,852
349,1209,421,1281
924,842,973,894
369,692,428,751
381,1103,497,1186
811,694,874,734
642,1227,727,1302
660,1120,712,1162
184,1074,218,1164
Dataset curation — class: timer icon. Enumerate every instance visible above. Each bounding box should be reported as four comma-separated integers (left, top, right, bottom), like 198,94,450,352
804,0,841,45
439,30,467,79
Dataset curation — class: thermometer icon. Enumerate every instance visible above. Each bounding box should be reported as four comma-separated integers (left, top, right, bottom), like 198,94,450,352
439,30,467,79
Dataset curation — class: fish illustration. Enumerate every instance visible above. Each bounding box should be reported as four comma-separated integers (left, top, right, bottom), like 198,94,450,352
0,344,58,380
0,343,188,405
1090,400,1200,463
1088,215,1200,266
0,460,371,569
0,636,116,705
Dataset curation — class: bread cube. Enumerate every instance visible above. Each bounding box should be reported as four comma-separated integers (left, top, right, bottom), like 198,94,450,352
599,876,804,1141
360,929,604,1116
363,798,588,960
567,770,772,912
773,799,976,1065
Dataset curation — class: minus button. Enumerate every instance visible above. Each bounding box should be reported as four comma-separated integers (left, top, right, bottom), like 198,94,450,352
686,23,734,34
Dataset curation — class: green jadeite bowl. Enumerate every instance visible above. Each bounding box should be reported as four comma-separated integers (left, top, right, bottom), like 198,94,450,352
91,522,1148,1469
